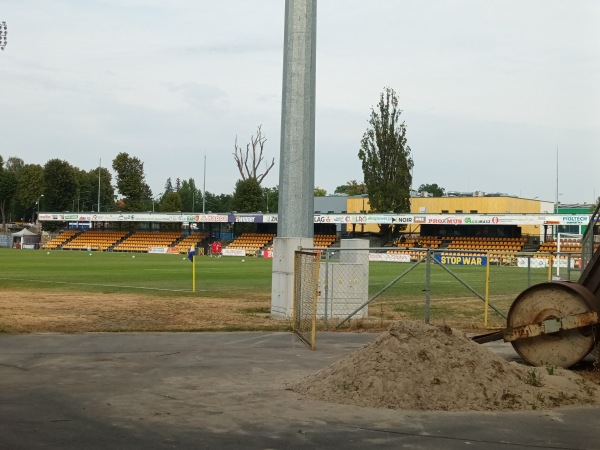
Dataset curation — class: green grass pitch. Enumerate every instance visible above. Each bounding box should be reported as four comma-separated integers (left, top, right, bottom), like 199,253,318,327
0,248,573,328
0,249,273,297
0,248,561,302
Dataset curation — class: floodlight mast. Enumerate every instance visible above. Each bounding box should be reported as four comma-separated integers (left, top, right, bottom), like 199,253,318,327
277,0,317,239
98,158,101,213
554,148,557,212
271,0,317,319
203,153,206,213
36,194,44,221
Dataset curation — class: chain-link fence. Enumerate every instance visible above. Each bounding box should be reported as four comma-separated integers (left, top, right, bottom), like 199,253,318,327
293,250,321,349
303,246,575,332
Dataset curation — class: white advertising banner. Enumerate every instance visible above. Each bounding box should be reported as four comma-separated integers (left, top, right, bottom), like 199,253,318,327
369,253,411,263
517,257,548,268
148,247,168,254
222,248,246,257
38,212,592,226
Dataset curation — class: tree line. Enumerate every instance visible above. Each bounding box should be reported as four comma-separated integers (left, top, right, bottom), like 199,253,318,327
0,152,281,232
1,87,456,236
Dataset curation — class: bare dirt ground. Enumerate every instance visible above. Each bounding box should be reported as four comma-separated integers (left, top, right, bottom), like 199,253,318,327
289,320,600,411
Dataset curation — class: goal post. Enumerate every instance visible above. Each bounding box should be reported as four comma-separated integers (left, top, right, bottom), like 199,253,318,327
293,250,321,350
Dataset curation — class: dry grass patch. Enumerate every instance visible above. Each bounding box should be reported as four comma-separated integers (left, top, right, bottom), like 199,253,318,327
0,290,289,333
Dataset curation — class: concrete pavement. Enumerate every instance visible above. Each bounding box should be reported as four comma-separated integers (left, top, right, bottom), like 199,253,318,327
1,331,599,449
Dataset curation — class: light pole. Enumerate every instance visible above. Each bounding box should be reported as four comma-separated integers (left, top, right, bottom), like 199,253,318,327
203,153,206,213
264,190,269,213
36,194,44,222
35,194,44,216
97,158,102,213
152,193,163,213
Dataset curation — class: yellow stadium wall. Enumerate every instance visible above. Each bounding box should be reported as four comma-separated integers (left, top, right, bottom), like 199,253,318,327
410,196,542,236
346,196,543,236
346,197,380,233
410,196,541,214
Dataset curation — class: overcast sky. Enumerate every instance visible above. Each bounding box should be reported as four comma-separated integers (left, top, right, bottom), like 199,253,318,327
2,0,599,205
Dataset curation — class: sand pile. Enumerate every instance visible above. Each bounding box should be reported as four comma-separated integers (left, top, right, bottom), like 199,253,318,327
288,320,598,411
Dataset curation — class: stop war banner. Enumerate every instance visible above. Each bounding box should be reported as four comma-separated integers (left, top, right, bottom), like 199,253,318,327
433,254,487,266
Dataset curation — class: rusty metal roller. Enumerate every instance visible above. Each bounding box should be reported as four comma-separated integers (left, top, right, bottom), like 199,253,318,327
506,282,599,368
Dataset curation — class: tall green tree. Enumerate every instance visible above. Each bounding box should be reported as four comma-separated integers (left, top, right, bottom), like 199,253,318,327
74,168,95,212
358,87,413,238
5,156,24,173
314,187,327,197
263,186,278,214
3,157,26,223
17,164,44,219
232,178,263,213
159,191,183,212
158,192,182,231
164,178,174,193
43,159,78,212
81,166,116,212
0,156,18,231
112,152,151,211
204,192,232,212
97,167,115,212
418,183,445,197
334,180,367,195
179,178,200,212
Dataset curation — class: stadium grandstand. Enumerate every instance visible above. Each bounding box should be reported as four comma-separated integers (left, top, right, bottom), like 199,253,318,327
40,229,79,250
387,236,527,262
113,231,181,253
177,232,210,254
313,234,338,249
32,193,596,258
226,233,277,256
40,229,211,254
61,230,129,251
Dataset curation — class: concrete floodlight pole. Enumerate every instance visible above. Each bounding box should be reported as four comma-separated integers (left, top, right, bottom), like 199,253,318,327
271,0,317,318
278,0,317,239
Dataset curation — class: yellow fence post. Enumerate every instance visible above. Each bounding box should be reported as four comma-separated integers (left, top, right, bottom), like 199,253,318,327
192,255,196,292
484,251,491,328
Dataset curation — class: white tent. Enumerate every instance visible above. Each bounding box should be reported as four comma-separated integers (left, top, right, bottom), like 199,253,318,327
11,228,40,249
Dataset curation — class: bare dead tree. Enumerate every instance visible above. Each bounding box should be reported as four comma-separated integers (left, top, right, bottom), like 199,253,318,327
233,125,275,185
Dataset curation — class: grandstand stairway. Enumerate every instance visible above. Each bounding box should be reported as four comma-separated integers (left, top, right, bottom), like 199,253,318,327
522,243,540,253
107,232,134,251
175,232,209,253
438,240,452,250
41,230,82,250
57,231,83,249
